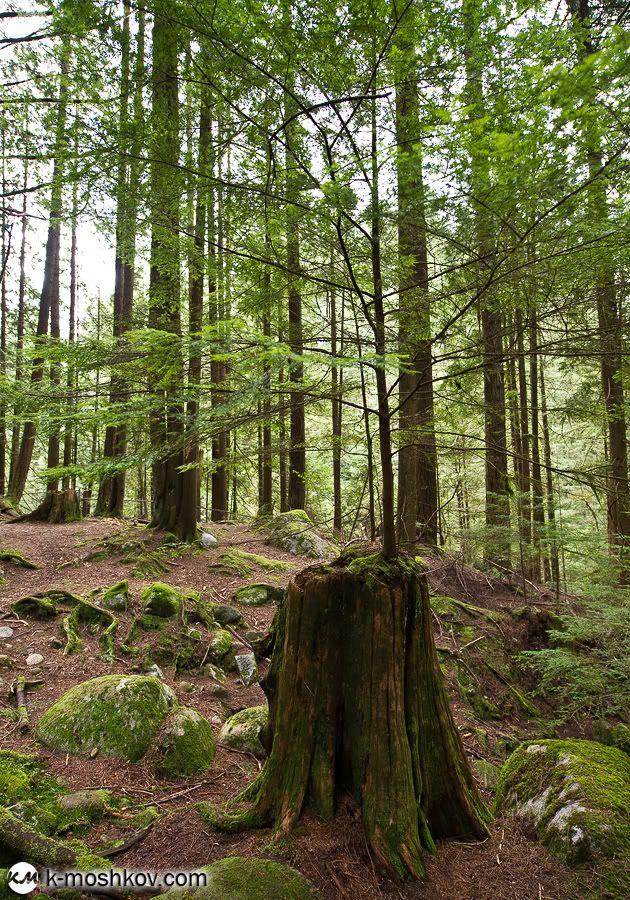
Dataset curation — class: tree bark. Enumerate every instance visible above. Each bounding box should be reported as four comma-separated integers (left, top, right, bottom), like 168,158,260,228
214,554,489,879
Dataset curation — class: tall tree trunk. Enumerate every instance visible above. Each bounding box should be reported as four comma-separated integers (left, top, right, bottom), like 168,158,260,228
63,111,79,493
285,90,306,511
0,129,9,497
259,221,274,517
96,0,133,517
9,151,28,486
147,1,192,539
393,14,437,548
529,308,545,582
330,279,343,535
515,308,532,575
569,0,629,581
8,38,70,505
181,97,211,540
540,360,560,590
463,0,510,566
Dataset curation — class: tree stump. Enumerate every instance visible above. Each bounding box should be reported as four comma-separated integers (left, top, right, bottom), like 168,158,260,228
215,551,489,879
13,490,81,524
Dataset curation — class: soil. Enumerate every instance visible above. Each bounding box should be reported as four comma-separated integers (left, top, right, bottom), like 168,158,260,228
0,520,581,899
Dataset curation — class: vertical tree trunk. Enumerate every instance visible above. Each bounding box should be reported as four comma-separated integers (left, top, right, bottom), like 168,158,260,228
259,219,274,517
63,111,79,493
284,86,306,511
8,39,70,504
540,360,560,589
515,308,532,575
330,279,343,535
393,15,437,548
9,152,28,486
463,0,510,566
529,308,545,582
569,0,629,581
147,0,192,539
0,129,9,497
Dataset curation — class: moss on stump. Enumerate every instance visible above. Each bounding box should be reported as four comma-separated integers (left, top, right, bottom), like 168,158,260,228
205,553,489,880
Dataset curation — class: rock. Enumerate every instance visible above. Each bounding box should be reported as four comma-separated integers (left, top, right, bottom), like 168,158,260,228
36,674,177,762
203,663,226,684
0,626,14,640
206,629,234,664
592,720,630,755
234,584,284,606
200,531,218,548
495,739,630,868
146,663,164,680
141,583,182,618
26,653,44,667
219,706,268,758
49,637,64,650
264,509,335,559
235,653,258,686
162,856,316,900
153,707,216,778
0,654,13,668
212,604,244,627
102,580,129,612
208,684,228,699
473,759,500,790
59,789,111,818
179,681,195,693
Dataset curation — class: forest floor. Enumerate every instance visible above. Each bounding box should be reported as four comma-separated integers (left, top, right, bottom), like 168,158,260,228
0,519,600,899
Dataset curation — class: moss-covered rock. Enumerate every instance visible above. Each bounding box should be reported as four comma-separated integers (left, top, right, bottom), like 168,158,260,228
153,707,216,778
495,739,630,871
102,580,129,612
212,604,244,627
218,706,268,758
206,628,234,663
234,584,284,607
142,582,183,618
36,675,176,762
264,510,334,559
161,856,316,899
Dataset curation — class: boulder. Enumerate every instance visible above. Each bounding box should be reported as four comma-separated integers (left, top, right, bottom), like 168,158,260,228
153,707,216,778
212,604,244,627
264,510,334,559
206,629,234,664
101,580,129,612
219,706,268,758
235,653,258,686
161,856,316,899
36,674,177,762
495,739,630,868
200,531,218,548
141,583,182,618
234,584,284,607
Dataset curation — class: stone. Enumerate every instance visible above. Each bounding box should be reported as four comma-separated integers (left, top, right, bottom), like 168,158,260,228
235,652,258,686
26,653,44,667
203,663,226,684
101,579,129,612
49,637,64,650
179,681,195,693
141,583,182,618
36,674,177,763
234,584,284,607
200,531,218,548
146,663,164,680
264,509,335,559
206,629,234,664
0,626,14,640
495,739,630,868
208,684,228,699
219,706,268,758
59,789,111,818
0,654,13,668
161,856,316,900
212,604,244,627
153,707,216,778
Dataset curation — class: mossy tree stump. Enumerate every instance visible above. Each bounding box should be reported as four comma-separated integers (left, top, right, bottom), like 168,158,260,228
216,552,489,879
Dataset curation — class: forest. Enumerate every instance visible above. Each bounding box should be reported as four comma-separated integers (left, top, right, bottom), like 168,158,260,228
0,0,628,898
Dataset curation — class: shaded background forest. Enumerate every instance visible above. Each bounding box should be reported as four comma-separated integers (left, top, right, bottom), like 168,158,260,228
0,0,628,587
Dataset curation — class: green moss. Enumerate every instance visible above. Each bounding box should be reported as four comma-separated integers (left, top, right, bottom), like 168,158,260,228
218,706,268,758
141,582,183,618
0,547,37,569
153,707,216,778
36,675,177,763
592,720,630,755
205,628,234,663
495,739,630,870
161,856,317,899
265,510,335,559
101,580,129,612
62,600,118,661
455,661,502,720
234,584,284,606
11,595,57,619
